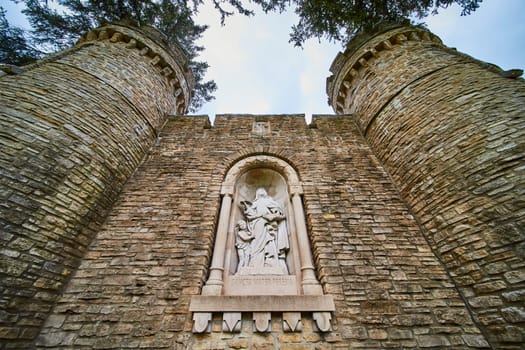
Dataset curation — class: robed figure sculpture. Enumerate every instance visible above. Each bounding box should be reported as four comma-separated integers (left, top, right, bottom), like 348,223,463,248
235,188,290,275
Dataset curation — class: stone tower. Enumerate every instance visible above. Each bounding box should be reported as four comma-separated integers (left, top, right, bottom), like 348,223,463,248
0,23,523,350
327,25,525,349
0,24,193,348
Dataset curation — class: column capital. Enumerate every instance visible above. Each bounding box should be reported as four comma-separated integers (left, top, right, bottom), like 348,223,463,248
221,184,234,196
289,184,304,196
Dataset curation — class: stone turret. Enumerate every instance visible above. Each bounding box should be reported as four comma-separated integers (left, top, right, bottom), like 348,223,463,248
327,25,525,349
0,23,193,348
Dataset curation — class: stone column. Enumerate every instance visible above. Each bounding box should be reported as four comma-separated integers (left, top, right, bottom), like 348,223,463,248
291,190,331,331
202,187,233,295
291,191,323,295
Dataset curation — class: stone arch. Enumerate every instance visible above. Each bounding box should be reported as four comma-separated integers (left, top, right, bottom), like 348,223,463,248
221,154,302,197
215,148,302,183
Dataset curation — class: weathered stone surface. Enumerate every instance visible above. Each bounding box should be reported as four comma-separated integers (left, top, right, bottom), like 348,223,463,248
504,270,525,284
33,115,486,349
417,335,452,348
502,307,525,323
328,25,525,349
468,296,503,308
3,22,522,350
462,334,490,348
502,289,525,302
0,23,192,349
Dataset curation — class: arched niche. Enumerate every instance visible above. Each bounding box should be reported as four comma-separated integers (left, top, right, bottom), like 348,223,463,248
223,167,300,295
190,155,334,334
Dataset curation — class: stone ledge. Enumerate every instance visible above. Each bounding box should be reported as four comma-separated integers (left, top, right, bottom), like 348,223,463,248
189,295,335,312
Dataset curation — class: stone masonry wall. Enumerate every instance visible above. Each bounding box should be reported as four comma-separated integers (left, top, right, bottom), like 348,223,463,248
327,26,525,349
0,24,191,349
36,115,488,349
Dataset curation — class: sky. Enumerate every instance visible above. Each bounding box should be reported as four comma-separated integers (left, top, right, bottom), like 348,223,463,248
4,0,525,122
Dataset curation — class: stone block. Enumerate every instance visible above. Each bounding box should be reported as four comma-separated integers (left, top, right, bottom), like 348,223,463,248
474,280,507,294
504,270,525,284
468,296,503,310
501,289,525,302
278,333,303,343
280,345,314,350
462,334,490,348
501,306,525,323
0,327,19,339
416,335,451,348
389,328,412,340
252,342,274,350
361,301,400,315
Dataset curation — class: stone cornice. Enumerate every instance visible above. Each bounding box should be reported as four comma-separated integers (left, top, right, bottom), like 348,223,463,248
326,26,442,114
190,295,335,312
76,24,194,114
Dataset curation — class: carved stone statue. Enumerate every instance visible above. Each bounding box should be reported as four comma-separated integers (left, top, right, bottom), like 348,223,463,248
236,188,289,275
235,220,253,268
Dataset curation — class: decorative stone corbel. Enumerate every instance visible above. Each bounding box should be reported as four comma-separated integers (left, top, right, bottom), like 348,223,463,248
161,67,173,77
409,31,421,41
223,312,242,333
98,29,109,40
86,30,98,41
150,55,161,66
253,312,271,332
109,32,123,43
192,312,212,333
283,312,302,332
382,40,393,50
358,58,368,67
125,39,137,49
313,312,332,332
394,33,407,44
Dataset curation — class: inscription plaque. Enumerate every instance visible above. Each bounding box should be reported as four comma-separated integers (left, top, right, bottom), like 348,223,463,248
224,275,297,296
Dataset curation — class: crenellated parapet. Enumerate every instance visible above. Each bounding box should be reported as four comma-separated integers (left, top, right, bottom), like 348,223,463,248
327,25,443,115
77,24,194,115
327,24,522,121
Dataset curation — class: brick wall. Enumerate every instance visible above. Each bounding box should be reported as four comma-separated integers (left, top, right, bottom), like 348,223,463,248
36,115,487,349
0,24,192,348
328,25,525,349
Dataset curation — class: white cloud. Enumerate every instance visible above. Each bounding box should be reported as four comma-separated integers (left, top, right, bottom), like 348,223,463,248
194,5,342,120
426,0,525,70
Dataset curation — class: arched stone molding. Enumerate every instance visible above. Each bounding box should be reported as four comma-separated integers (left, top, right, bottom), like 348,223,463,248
190,155,334,333
214,147,301,182
222,155,302,194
